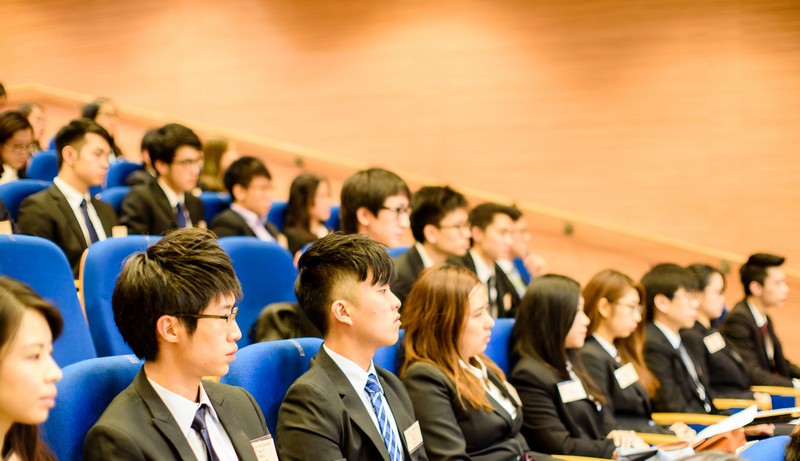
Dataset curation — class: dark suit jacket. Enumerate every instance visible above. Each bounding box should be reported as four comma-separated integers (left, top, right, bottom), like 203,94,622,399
450,253,520,318
209,208,284,241
119,181,204,236
0,199,17,233
276,347,428,461
689,322,753,398
721,301,800,386
579,337,671,434
403,361,535,461
509,354,616,458
18,184,117,278
644,323,717,414
84,369,269,461
125,169,156,188
391,245,426,306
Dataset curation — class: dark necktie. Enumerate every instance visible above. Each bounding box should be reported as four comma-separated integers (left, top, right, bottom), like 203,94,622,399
175,202,187,228
487,275,498,318
364,373,404,461
80,199,99,244
191,404,219,461
760,322,776,367
678,343,712,413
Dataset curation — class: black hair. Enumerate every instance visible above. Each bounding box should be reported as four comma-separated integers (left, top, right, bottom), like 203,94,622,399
641,263,699,322
222,156,271,197
340,168,410,234
409,186,468,243
0,111,33,146
296,232,396,336
148,123,202,168
740,253,785,296
112,228,242,361
53,118,112,169
284,172,328,241
468,202,515,231
16,103,42,119
687,263,726,292
80,97,111,121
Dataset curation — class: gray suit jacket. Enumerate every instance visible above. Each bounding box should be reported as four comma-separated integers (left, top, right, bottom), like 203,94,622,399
85,369,269,461
276,347,428,461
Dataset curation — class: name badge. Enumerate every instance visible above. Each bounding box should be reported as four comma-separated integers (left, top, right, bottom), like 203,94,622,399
704,331,726,354
111,225,128,238
613,362,640,389
0,221,11,235
250,435,279,461
404,420,424,453
557,379,587,404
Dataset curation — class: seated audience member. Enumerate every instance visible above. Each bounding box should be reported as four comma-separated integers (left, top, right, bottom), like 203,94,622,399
18,119,117,278
580,269,695,439
198,136,239,192
210,156,288,247
498,207,546,296
787,424,800,461
391,186,470,305
509,274,646,458
125,128,158,187
339,167,411,247
119,123,205,235
721,253,800,387
452,203,520,318
276,233,427,461
0,198,17,233
81,97,123,159
0,111,34,184
283,172,332,255
0,277,63,461
17,103,46,152
85,229,270,460
401,264,556,461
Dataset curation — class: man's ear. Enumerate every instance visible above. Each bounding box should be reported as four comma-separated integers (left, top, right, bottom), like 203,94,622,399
60,145,78,168
330,299,354,327
422,223,438,245
153,159,170,176
471,226,485,245
653,293,670,314
749,281,763,297
231,183,245,202
355,207,374,228
155,315,182,345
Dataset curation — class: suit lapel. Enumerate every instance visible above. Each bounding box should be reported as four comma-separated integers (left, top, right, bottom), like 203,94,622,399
133,370,197,460
48,186,88,247
378,371,417,458
485,371,519,431
741,305,771,369
229,211,257,238
151,182,178,228
91,197,115,235
207,385,258,461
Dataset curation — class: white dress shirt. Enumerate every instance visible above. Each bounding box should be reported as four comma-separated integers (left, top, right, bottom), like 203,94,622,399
53,177,107,245
157,178,192,227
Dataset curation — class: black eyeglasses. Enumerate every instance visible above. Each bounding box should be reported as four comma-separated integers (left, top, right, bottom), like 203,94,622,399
178,306,238,326
379,206,412,219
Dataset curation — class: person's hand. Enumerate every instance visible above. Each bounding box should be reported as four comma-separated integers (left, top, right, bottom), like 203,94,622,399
607,430,648,449
668,422,696,441
743,423,774,437
753,392,772,409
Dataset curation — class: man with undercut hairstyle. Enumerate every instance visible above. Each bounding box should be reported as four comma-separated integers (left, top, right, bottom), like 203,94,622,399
340,167,411,248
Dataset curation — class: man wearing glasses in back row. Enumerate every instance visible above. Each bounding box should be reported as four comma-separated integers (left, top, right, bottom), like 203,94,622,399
85,228,272,460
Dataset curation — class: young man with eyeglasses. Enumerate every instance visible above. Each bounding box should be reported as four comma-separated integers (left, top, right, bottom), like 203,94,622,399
86,228,272,461
120,123,205,235
340,167,411,248
390,185,471,305
18,118,118,278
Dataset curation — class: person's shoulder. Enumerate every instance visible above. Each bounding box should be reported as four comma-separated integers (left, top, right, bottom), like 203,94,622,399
210,208,238,224
19,185,55,207
510,355,556,385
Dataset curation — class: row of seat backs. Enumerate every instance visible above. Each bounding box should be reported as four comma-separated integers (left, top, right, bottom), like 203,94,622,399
27,153,142,189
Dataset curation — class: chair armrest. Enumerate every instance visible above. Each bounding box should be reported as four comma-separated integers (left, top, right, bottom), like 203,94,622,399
751,385,800,396
552,456,614,461
712,398,770,411
651,412,726,426
634,432,680,445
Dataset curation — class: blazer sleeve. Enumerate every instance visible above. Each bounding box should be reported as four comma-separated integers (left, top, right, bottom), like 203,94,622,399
722,314,793,387
511,360,616,458
119,188,152,235
276,379,347,461
84,424,147,461
403,364,471,461
18,195,55,239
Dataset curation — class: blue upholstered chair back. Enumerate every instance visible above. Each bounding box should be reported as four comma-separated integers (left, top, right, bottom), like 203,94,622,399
740,435,790,461
105,161,143,188
220,337,323,434
42,355,142,461
27,150,58,181
374,329,407,375
485,318,515,375
199,191,232,223
0,234,96,366
267,200,288,231
0,179,50,219
96,186,130,214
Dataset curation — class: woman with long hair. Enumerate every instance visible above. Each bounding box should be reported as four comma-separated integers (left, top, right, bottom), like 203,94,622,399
510,274,646,458
401,265,552,460
0,277,63,461
283,172,331,255
198,135,240,192
580,269,694,439
0,111,34,184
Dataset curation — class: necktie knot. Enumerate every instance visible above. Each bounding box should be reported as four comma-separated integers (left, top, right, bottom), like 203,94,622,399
365,373,382,396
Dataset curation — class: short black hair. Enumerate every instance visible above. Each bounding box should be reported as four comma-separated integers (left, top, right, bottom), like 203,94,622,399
740,253,785,296
641,263,698,322
409,186,468,243
148,123,202,168
80,97,111,121
54,118,113,169
687,263,726,292
0,110,33,146
468,202,515,231
222,156,271,197
296,232,396,336
340,168,410,234
112,228,242,361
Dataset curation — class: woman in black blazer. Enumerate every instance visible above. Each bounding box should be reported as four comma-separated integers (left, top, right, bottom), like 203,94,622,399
509,274,647,459
580,269,695,439
400,264,551,461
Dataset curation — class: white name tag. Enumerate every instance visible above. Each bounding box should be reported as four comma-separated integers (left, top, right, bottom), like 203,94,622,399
404,420,424,453
704,331,726,354
557,379,588,403
613,362,640,390
250,435,279,461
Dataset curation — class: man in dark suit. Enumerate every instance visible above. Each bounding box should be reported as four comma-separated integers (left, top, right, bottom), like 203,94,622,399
85,229,272,460
722,253,800,387
390,186,470,305
276,233,428,461
125,127,157,187
340,167,411,248
451,203,520,318
210,156,287,248
120,123,204,235
18,119,117,278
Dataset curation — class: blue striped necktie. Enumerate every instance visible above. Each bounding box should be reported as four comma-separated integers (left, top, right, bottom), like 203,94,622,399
364,373,403,461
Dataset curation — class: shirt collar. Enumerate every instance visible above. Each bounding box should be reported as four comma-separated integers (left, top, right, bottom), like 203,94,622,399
459,355,489,381
653,321,682,349
157,177,185,209
414,242,434,268
469,249,495,284
592,334,619,359
2,164,19,181
231,202,266,226
147,378,216,437
746,301,768,328
53,177,91,208
323,343,379,394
